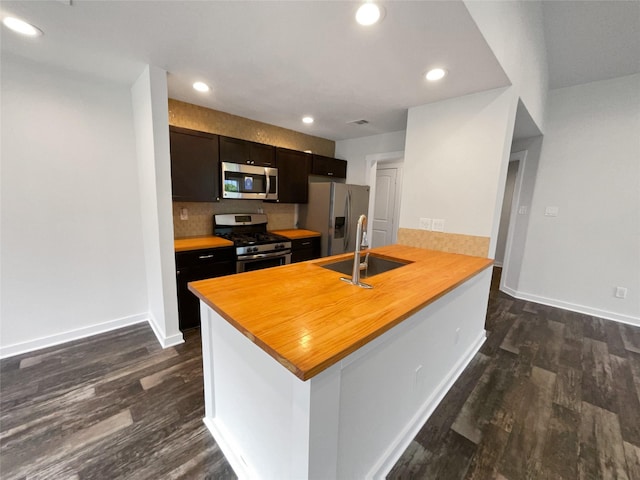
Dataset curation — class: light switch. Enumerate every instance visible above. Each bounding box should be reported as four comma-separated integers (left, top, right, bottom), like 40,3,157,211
180,207,188,220
432,219,445,232
419,218,432,230
544,206,559,217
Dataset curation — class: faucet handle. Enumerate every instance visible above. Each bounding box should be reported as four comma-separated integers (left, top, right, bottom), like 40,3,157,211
361,231,369,249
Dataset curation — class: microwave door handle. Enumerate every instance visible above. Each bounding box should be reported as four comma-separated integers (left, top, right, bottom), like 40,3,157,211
264,167,271,197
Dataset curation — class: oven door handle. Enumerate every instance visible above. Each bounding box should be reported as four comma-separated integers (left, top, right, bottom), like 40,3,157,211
239,250,291,261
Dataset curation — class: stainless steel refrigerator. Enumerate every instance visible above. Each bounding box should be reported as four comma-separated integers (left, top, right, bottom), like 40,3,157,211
299,182,370,257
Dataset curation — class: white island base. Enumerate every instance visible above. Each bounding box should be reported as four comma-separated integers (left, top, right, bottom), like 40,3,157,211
199,268,491,479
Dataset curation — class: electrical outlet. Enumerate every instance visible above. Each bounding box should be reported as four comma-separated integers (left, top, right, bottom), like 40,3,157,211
179,207,188,221
615,286,628,299
432,219,445,232
544,206,559,217
518,206,528,215
419,217,432,230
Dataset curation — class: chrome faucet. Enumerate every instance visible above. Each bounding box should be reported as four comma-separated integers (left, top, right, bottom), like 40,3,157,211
340,214,373,289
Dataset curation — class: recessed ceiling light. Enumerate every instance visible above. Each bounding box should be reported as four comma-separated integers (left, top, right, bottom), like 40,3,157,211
2,17,43,37
356,2,382,26
425,68,447,81
302,116,314,124
192,81,210,93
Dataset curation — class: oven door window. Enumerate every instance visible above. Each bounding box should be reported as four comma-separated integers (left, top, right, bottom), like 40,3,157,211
237,253,291,273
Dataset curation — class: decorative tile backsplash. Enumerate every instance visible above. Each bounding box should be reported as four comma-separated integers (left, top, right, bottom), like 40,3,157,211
397,228,490,258
173,200,297,238
168,99,335,238
168,99,335,156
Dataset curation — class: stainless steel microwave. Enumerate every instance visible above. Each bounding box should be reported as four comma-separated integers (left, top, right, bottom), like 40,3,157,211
221,162,278,200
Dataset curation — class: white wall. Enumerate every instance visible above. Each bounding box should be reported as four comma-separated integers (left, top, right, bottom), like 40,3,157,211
517,74,640,325
335,130,406,185
131,66,182,347
400,87,518,252
0,54,149,355
464,0,548,132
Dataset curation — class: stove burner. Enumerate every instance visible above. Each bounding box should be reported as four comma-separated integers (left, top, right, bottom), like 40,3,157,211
218,232,288,247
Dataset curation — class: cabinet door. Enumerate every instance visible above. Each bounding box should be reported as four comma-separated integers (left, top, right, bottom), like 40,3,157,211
220,136,276,167
291,236,321,263
170,126,220,202
175,248,235,330
311,155,347,178
275,148,311,203
250,142,276,167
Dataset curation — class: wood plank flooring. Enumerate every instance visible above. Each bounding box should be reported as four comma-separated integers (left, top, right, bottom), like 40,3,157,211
389,268,640,479
1,268,639,479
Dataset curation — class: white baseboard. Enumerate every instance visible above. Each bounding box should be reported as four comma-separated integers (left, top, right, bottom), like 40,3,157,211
500,287,640,327
370,330,487,479
0,313,149,359
203,417,255,480
146,312,184,348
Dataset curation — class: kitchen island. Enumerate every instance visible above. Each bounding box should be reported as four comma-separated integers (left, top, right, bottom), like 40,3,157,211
189,244,492,479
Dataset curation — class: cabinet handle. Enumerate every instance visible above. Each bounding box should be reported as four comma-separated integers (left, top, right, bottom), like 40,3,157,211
328,172,334,176
264,162,271,166
301,241,311,246
198,254,215,259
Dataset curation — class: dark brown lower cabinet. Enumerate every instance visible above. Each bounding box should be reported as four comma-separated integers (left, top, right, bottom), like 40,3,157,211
175,247,235,330
291,236,321,263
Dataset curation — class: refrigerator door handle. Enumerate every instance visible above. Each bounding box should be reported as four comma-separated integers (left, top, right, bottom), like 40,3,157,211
344,190,351,251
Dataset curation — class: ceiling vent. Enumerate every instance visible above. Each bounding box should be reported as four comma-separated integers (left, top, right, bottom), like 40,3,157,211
348,119,369,126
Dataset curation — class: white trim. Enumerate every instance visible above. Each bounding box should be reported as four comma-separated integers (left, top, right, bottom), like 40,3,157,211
0,313,149,359
370,330,487,479
204,417,256,480
500,287,640,327
500,150,527,293
147,312,185,348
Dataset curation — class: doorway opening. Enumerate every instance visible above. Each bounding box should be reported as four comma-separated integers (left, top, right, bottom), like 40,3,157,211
365,152,404,248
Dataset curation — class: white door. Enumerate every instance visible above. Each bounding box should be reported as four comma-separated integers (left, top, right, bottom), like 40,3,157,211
372,168,398,247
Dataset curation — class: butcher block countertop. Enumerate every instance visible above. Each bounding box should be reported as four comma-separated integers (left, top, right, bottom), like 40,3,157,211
271,229,321,239
189,244,492,381
174,236,233,252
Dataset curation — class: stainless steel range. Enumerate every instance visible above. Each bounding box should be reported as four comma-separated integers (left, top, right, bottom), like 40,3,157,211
214,213,291,273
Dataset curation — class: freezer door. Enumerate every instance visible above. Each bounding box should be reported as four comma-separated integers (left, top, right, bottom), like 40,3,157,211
328,183,349,256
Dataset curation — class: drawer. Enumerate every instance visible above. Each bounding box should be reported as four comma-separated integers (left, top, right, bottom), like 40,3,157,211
291,236,320,263
176,247,235,268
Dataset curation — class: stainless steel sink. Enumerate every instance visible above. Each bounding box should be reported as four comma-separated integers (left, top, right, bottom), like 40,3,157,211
320,255,410,278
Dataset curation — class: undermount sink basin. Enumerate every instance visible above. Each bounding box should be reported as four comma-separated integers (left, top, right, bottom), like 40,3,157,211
320,254,410,278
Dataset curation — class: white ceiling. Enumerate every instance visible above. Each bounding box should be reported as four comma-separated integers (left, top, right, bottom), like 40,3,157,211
1,1,638,141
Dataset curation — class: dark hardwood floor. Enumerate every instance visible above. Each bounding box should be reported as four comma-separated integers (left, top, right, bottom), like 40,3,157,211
1,268,639,479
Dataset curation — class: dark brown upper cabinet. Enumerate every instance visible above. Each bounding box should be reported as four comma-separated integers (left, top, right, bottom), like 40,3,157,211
219,136,276,167
169,126,220,202
311,154,347,179
275,148,312,204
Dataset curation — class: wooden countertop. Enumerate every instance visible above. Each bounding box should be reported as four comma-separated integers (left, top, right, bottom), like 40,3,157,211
189,245,492,381
271,229,321,239
174,236,234,252
174,230,320,252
